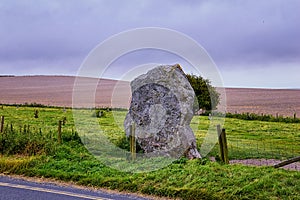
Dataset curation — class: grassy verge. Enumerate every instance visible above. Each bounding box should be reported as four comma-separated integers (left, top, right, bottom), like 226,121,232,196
0,106,300,199
1,153,300,199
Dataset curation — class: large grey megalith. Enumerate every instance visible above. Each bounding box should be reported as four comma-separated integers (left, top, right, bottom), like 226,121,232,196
124,64,201,159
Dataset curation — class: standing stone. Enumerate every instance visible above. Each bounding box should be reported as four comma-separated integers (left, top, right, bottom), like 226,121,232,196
124,64,201,159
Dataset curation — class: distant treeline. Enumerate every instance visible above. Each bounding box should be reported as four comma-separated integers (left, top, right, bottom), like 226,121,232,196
0,75,15,77
0,102,60,108
225,112,300,123
0,103,128,111
201,111,299,123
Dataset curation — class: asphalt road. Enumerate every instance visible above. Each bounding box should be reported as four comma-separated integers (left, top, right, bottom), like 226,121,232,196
0,175,150,200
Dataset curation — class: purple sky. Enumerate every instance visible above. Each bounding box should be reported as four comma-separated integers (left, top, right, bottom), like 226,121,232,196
0,0,299,88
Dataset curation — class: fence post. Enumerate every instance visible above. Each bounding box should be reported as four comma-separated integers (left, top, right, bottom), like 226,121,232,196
1,116,4,154
221,128,229,164
0,116,4,133
10,124,13,132
58,120,62,144
294,113,296,120
130,123,136,161
217,124,229,164
217,125,224,162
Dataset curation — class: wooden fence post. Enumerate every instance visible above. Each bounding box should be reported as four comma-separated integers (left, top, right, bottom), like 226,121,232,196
221,128,229,164
58,120,62,144
217,124,229,164
1,116,4,154
130,123,136,161
0,116,4,133
217,125,224,162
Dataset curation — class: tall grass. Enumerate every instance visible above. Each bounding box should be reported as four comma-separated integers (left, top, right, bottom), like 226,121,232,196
0,105,81,156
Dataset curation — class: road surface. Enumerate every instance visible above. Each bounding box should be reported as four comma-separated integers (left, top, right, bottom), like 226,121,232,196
0,175,150,200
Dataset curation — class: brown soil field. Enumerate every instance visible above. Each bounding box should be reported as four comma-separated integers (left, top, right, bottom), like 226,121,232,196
225,88,300,117
0,76,131,108
1,76,300,117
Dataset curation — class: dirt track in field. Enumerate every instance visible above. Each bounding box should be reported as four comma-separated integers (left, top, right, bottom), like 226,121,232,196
230,159,300,171
1,76,300,117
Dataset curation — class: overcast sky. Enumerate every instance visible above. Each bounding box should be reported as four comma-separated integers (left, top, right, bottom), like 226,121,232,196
0,0,299,88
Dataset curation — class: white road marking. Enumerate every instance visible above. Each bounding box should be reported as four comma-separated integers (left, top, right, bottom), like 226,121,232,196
0,181,112,200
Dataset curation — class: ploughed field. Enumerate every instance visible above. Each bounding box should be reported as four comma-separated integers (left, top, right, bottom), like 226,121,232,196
0,76,131,108
225,88,300,117
1,76,300,117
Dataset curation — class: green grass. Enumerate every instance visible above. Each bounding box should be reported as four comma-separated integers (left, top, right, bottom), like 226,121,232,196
222,118,300,160
1,154,300,199
1,105,300,199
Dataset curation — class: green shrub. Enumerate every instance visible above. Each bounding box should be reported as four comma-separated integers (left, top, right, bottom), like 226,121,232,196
92,109,108,118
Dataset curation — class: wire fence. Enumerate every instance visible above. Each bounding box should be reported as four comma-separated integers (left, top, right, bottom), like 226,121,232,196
208,122,300,171
1,105,300,171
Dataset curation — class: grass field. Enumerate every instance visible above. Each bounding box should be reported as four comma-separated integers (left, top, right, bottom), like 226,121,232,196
1,105,300,199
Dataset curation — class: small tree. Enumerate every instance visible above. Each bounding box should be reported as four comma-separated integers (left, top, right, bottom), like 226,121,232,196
186,74,220,111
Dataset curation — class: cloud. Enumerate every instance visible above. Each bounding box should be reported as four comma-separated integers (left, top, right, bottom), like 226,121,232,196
220,61,300,88
0,0,299,87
